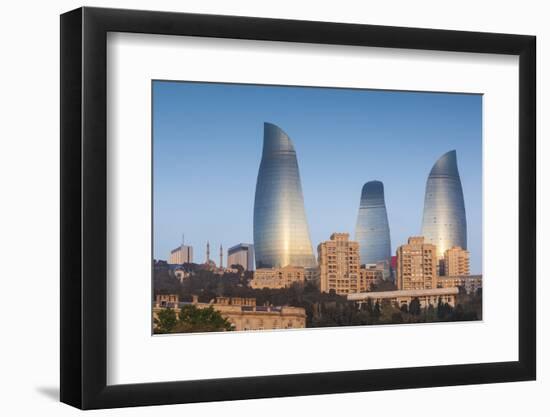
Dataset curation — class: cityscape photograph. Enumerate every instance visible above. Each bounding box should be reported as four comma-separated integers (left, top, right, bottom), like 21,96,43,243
152,80,482,334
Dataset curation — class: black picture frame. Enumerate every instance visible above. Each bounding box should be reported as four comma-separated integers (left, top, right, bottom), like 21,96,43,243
60,6,536,410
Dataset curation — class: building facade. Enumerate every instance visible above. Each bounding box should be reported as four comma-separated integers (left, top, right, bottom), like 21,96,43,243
438,274,482,294
250,266,305,289
227,243,255,271
253,122,316,269
421,150,467,259
347,287,459,309
153,295,306,331
318,233,374,295
396,236,438,290
168,245,193,265
355,180,392,266
443,246,470,276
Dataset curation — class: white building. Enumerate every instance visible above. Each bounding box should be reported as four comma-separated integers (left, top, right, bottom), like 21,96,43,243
168,245,193,265
227,243,255,271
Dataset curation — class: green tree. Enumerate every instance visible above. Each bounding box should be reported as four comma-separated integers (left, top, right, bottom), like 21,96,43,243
154,308,178,333
174,305,233,333
409,298,421,316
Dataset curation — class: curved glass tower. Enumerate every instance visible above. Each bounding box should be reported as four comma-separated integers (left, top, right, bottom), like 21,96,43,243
421,150,467,259
355,181,391,266
253,122,316,269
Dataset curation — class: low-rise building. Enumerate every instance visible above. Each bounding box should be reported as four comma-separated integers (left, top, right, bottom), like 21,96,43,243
438,274,482,294
250,265,305,289
347,287,459,309
154,294,179,308
153,294,306,331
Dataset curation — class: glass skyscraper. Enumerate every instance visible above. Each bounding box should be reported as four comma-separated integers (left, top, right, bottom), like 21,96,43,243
253,122,316,269
421,150,467,259
354,181,391,266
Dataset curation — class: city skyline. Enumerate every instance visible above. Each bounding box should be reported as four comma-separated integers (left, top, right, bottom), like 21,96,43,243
153,81,482,273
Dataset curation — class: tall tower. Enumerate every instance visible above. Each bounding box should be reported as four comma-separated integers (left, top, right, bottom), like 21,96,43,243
206,241,210,263
219,244,223,269
253,122,316,268
421,150,467,259
354,180,391,266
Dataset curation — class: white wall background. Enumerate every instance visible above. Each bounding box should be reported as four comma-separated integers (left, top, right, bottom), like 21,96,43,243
0,0,545,415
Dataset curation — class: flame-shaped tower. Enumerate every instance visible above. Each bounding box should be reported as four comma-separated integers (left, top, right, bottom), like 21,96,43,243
253,122,316,268
421,150,467,259
355,181,392,266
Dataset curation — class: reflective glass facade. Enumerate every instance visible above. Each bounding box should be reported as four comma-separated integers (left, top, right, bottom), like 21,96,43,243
253,123,316,268
421,150,467,259
354,181,391,266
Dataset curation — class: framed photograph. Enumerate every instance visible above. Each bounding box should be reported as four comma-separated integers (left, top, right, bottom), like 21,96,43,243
60,6,536,409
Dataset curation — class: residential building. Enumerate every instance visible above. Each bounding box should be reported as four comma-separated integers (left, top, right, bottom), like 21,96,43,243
396,236,438,290
318,233,373,295
347,287,459,308
444,246,470,276
438,274,482,294
250,265,305,289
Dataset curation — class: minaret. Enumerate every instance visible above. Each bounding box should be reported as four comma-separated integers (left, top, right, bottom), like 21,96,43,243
220,244,223,269
206,241,210,263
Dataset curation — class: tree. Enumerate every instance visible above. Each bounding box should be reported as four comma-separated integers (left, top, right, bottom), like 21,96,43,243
174,305,233,333
409,298,421,316
391,312,404,324
154,308,178,333
372,301,381,322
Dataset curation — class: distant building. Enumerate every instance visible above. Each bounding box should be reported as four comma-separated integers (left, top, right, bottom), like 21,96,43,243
347,287,459,309
438,274,482,294
443,246,470,276
173,266,191,282
355,180,392,266
154,294,179,308
227,243,255,271
304,267,320,285
318,233,374,295
250,266,305,289
396,236,438,291
153,294,306,331
168,244,193,265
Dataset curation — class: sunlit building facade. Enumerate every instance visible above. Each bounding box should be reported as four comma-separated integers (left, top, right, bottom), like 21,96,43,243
421,150,467,259
253,122,316,269
168,245,193,265
355,181,391,266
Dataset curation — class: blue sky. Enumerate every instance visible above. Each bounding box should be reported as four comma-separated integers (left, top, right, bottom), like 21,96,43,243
153,81,482,274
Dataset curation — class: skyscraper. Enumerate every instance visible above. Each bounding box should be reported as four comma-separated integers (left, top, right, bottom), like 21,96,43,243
355,181,391,266
253,122,316,269
421,150,467,259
